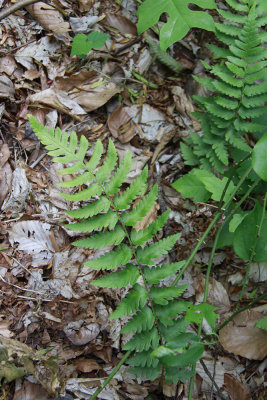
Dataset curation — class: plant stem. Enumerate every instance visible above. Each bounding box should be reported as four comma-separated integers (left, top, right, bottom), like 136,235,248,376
89,351,131,400
0,0,40,21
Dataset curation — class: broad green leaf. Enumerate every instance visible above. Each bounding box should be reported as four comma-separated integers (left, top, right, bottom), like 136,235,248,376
229,213,246,233
233,201,267,262
137,0,216,51
71,32,109,57
160,343,204,367
252,132,267,181
255,316,267,330
172,169,211,202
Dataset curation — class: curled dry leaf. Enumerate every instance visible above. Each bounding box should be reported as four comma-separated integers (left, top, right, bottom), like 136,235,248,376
224,374,252,400
73,358,101,373
64,320,100,345
26,2,70,33
103,13,137,36
0,75,14,99
107,105,135,143
55,71,121,112
219,310,267,360
1,167,31,214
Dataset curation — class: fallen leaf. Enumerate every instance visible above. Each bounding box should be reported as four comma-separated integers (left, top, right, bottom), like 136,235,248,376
26,2,70,33
0,75,14,99
107,105,135,143
13,381,49,400
219,310,267,360
224,374,252,400
0,320,14,338
0,55,17,76
74,358,101,373
1,167,31,214
103,13,137,35
64,320,100,345
8,221,55,267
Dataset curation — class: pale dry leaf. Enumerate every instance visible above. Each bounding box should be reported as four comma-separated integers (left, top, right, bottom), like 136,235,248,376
104,13,137,35
64,320,100,346
249,262,267,282
55,71,121,112
0,143,10,167
0,320,14,338
195,274,231,314
219,310,267,360
13,381,49,400
26,2,70,33
107,105,135,143
0,75,14,99
1,167,31,214
196,358,226,389
0,55,17,76
74,358,101,373
224,374,252,400
8,221,54,267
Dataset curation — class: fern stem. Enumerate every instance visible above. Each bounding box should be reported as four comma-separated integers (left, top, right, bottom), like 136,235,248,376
89,351,131,400
235,189,267,310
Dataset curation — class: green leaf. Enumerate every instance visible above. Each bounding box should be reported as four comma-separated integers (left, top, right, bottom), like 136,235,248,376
71,32,109,57
137,0,216,51
66,197,111,219
128,364,161,381
160,343,204,367
150,285,188,305
155,301,190,325
136,234,180,265
127,350,159,368
252,132,267,181
110,284,148,319
104,151,132,195
87,31,109,48
131,210,170,246
255,316,267,330
233,201,267,262
172,170,211,202
84,244,132,270
91,263,139,288
67,211,118,232
123,326,160,351
229,213,246,233
95,140,118,182
144,261,185,284
73,225,125,249
121,306,155,334
60,183,102,201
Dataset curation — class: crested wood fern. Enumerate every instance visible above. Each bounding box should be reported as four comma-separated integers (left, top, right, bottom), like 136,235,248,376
182,0,267,174
28,115,215,385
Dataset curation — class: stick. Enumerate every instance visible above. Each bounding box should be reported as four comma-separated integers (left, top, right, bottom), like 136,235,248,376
0,0,40,21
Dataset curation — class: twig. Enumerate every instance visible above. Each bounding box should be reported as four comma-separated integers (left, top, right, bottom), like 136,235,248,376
199,359,229,400
0,0,40,22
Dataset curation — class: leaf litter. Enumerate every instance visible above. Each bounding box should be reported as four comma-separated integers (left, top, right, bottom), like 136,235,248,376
0,0,265,399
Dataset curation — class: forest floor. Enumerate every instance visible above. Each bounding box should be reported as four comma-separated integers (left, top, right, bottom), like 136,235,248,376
0,1,266,399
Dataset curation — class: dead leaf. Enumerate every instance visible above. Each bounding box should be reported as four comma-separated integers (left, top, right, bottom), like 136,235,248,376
55,71,121,112
0,320,14,338
8,221,55,267
0,55,17,76
26,2,70,33
219,310,267,360
134,203,159,231
0,75,15,99
13,381,49,400
74,358,101,373
0,143,10,167
224,374,252,400
103,13,137,35
64,320,100,345
24,69,41,81
107,105,135,143
1,167,31,214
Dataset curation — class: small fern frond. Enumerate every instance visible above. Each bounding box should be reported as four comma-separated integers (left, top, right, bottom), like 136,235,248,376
91,264,139,288
146,37,183,74
73,225,125,249
121,306,155,334
84,244,132,270
66,197,111,219
85,140,103,172
127,350,159,368
113,166,148,210
131,210,170,246
225,0,248,13
144,261,185,285
150,285,188,306
180,142,199,166
122,184,158,226
155,300,190,326
60,183,102,201
104,151,132,195
128,364,161,381
123,327,160,351
95,140,118,182
110,284,148,319
136,233,180,265
67,211,118,232
212,142,229,165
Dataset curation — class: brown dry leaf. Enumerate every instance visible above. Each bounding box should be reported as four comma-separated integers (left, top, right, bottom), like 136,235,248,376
13,381,49,400
195,273,231,314
74,358,101,373
0,75,15,99
224,374,252,400
63,320,100,345
107,105,135,143
134,203,159,231
24,69,41,81
26,2,70,33
55,71,121,112
219,310,267,360
0,143,10,167
103,13,137,36
0,55,17,76
0,320,14,338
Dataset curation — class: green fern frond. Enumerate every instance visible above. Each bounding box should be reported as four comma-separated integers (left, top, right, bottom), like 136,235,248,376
127,350,159,368
123,326,160,351
91,263,139,288
225,0,248,13
67,211,118,232
85,140,103,172
66,197,111,219
155,300,190,325
150,285,188,306
73,225,125,249
104,151,132,195
121,306,155,334
146,37,183,74
180,142,199,166
131,210,170,246
84,244,132,270
95,140,118,182
136,233,180,265
122,184,158,226
212,142,229,165
128,364,161,381
60,183,102,201
110,283,148,319
144,261,185,285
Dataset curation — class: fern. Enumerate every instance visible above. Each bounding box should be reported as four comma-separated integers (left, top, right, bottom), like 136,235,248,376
28,115,209,387
180,0,267,174
146,36,184,74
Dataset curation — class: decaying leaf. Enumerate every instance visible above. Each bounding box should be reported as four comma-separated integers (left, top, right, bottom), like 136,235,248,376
134,203,159,231
219,310,267,360
8,221,55,267
64,320,100,345
1,167,31,214
26,2,70,33
107,105,135,143
0,75,15,99
73,358,101,373
103,13,137,35
13,381,49,400
224,374,252,400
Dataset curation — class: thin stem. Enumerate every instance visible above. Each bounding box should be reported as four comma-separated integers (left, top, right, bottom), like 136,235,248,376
0,0,40,21
235,190,267,310
89,351,131,400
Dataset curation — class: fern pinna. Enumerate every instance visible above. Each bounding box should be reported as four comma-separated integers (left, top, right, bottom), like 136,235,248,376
182,0,267,173
28,115,212,384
